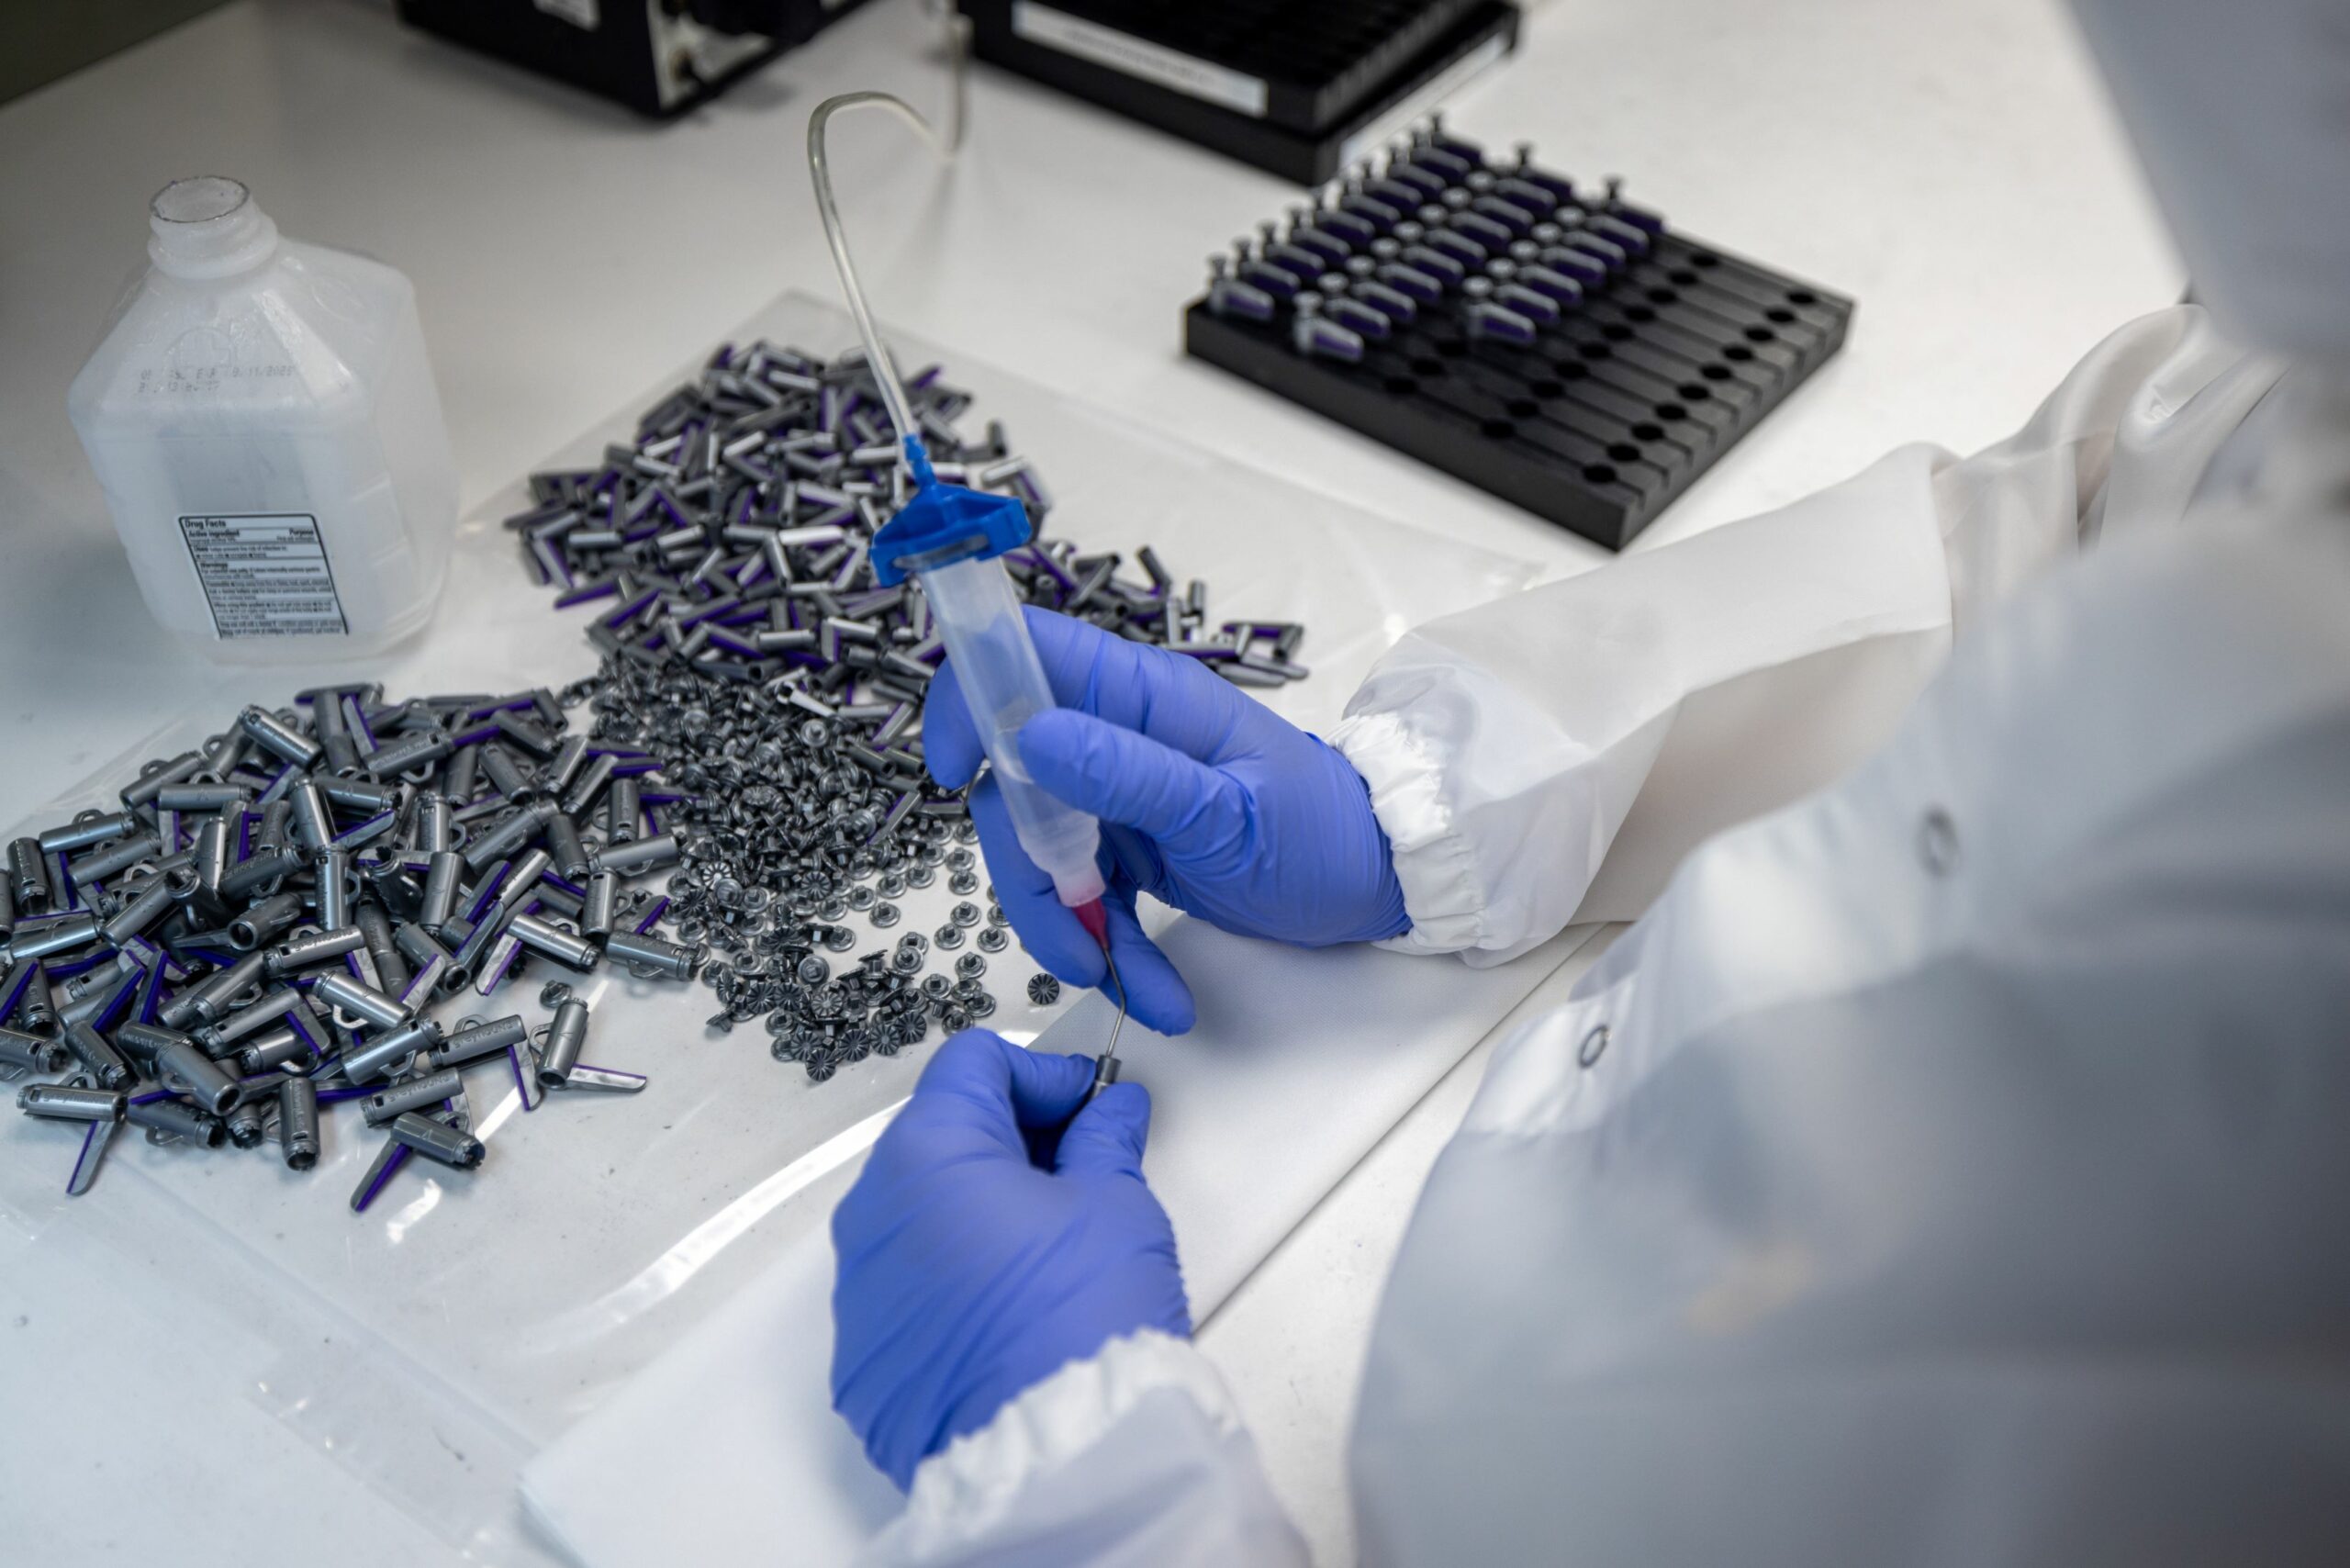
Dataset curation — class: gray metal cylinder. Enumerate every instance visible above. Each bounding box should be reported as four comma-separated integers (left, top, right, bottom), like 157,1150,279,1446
565,754,619,822
543,734,591,800
8,837,53,913
602,929,704,980
361,1067,464,1126
128,1097,225,1147
362,728,454,780
476,742,536,804
603,773,642,844
278,1077,321,1170
312,972,412,1033
0,1025,69,1075
155,783,252,813
223,1098,268,1148
98,870,188,946
419,850,464,931
462,801,556,872
315,849,352,932
592,831,678,876
72,830,164,885
316,774,399,815
431,1014,528,1070
353,900,409,996
217,848,301,903
266,925,367,977
115,1021,192,1070
178,950,269,1027
62,1021,134,1092
580,871,619,939
119,751,203,810
543,812,591,881
239,705,321,767
508,913,599,972
417,793,454,854
38,810,138,856
230,891,305,951
237,1026,310,1075
155,1038,241,1115
389,1112,485,1169
340,1016,443,1084
537,998,591,1087
6,911,101,964
18,1083,125,1122
287,778,335,855
205,987,305,1051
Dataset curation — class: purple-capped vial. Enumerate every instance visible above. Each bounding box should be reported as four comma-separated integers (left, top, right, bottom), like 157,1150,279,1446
1378,262,1447,303
1498,284,1562,325
1325,295,1393,341
1516,264,1586,306
1465,302,1539,346
1291,296,1367,363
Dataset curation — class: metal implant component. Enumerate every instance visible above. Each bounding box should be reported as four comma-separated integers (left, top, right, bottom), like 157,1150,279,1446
362,1068,465,1126
1025,973,1062,1006
341,1017,446,1084
508,913,600,972
431,1014,529,1070
129,1098,226,1148
279,1077,321,1170
62,1022,134,1092
313,972,413,1033
603,929,702,980
537,998,590,1087
19,1083,126,1122
0,1025,70,1075
389,1112,485,1169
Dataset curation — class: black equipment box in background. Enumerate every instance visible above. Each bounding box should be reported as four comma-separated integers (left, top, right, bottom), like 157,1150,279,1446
1183,132,1854,551
959,1,1520,185
397,0,879,119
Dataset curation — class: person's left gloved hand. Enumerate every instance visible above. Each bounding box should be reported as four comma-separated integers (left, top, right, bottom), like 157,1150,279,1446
831,1029,1189,1491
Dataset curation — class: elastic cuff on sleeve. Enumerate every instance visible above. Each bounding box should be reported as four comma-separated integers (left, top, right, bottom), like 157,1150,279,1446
1332,709,1486,956
892,1329,1239,1545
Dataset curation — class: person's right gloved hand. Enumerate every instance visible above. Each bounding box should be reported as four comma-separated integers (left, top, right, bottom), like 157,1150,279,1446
925,608,1409,1036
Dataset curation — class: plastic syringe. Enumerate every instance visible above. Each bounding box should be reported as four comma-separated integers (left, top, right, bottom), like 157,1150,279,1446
870,438,1110,935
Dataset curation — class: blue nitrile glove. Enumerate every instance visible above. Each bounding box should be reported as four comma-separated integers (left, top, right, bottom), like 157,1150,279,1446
926,607,1409,1036
831,1029,1187,1491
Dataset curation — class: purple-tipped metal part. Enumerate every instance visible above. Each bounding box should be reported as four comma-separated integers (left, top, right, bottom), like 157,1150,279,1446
68,1119,118,1198
508,1043,543,1113
352,1144,412,1214
555,579,621,609
633,897,670,935
476,934,523,997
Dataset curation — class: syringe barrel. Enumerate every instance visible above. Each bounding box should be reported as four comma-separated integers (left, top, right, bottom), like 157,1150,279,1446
920,554,1105,906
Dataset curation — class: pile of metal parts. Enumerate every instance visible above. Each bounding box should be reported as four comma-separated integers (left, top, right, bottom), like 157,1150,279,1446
499,341,1310,1066
1,691,691,1208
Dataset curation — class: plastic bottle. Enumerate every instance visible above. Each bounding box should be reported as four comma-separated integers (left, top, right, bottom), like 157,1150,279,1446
67,177,456,663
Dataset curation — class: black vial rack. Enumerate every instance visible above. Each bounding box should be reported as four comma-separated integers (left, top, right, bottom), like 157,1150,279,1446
960,1,1520,185
1182,123,1853,550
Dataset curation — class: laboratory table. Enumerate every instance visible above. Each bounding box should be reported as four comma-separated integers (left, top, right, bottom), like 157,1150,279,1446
0,1,2177,1562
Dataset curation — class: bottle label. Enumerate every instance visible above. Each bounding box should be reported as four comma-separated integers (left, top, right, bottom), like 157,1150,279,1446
178,514,350,639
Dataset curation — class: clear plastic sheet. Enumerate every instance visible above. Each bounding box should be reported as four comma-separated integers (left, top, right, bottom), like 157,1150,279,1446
0,291,1535,1561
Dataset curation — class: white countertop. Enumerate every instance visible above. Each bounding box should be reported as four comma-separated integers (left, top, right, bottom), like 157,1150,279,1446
0,1,2175,1562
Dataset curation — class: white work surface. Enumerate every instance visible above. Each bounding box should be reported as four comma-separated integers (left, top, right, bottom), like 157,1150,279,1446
0,1,2177,1562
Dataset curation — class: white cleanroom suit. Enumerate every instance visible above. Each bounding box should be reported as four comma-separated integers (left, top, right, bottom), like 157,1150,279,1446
857,0,2350,1560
